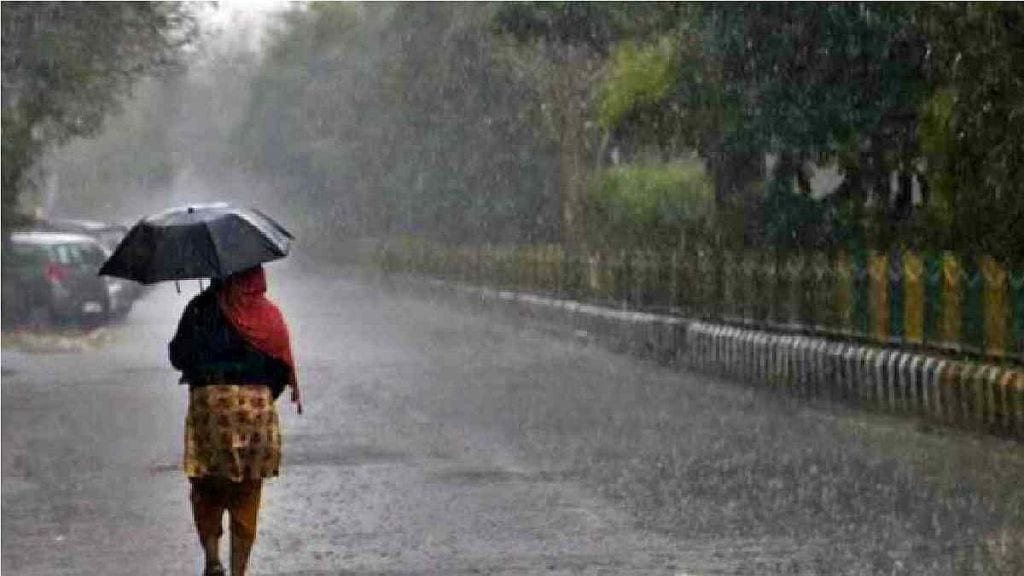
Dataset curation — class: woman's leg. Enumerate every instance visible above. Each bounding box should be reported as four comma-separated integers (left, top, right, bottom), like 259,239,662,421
190,478,227,572
227,479,263,576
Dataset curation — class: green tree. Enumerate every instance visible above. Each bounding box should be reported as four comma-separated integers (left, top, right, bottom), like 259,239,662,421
238,3,558,248
43,22,264,223
1,2,197,223
710,4,928,247
917,3,1024,261
596,4,931,248
597,3,1024,258
494,2,680,250
588,160,712,250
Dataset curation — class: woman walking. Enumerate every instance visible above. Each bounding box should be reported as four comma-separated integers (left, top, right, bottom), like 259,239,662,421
170,265,302,576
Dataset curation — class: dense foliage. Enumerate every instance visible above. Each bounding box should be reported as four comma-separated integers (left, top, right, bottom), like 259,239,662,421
19,3,1024,263
596,3,1024,259
587,160,712,250
1,2,197,224
236,4,559,247
916,4,1024,259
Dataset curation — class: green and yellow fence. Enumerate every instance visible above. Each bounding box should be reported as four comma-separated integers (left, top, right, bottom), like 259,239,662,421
380,239,1024,365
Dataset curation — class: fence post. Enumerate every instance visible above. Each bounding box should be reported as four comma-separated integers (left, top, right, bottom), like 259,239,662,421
557,246,564,296
477,242,485,284
794,252,812,331
679,244,695,317
940,252,963,352
712,242,723,322
888,250,905,346
612,252,620,304
1012,271,1024,363
868,251,890,346
816,252,834,334
669,250,679,314
657,250,669,311
903,250,925,347
697,244,712,320
923,253,942,349
852,249,870,340
980,256,1009,360
631,250,642,308
767,249,782,328
834,250,853,336
963,257,984,356
630,250,642,309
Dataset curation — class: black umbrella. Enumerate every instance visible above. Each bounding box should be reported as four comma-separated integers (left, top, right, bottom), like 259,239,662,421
99,203,294,284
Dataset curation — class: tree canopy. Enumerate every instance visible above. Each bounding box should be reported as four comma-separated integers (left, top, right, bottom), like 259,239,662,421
23,2,1024,263
236,3,559,246
1,2,197,222
594,3,1024,259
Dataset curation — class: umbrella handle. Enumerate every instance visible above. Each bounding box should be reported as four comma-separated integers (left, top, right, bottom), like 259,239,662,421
175,280,181,294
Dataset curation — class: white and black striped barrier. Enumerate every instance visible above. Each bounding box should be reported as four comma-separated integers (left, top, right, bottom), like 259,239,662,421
682,322,1023,435
405,277,1024,438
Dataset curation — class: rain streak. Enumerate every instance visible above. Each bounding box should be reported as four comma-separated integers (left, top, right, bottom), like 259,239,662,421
3,3,1023,576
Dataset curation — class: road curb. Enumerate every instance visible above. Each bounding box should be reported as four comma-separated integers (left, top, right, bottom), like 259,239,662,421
400,275,1023,438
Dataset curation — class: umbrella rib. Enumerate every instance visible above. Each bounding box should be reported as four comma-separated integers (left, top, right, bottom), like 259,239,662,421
202,223,223,279
250,208,294,239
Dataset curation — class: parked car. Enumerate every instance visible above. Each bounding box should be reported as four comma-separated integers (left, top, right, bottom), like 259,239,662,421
35,217,143,303
1,231,128,326
37,218,129,252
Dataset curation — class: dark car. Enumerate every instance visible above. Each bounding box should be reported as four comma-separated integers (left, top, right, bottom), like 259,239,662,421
36,217,143,303
1,231,123,326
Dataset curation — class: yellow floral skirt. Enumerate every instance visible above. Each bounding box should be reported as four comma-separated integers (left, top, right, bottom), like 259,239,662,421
184,384,281,481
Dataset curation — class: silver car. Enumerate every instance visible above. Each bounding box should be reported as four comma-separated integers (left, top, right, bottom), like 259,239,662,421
2,232,123,325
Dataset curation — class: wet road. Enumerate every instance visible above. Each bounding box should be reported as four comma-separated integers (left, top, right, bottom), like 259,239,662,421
3,266,1023,575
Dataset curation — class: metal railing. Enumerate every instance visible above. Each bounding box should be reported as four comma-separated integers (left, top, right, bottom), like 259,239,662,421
380,238,1024,364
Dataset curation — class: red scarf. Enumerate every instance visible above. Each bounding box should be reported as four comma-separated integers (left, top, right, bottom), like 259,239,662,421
217,266,300,405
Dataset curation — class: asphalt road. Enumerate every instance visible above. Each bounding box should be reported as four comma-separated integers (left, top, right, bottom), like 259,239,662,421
3,266,1023,575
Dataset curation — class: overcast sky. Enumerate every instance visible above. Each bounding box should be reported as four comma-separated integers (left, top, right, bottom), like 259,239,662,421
199,1,293,51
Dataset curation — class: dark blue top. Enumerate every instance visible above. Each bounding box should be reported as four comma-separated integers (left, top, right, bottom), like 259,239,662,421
169,287,289,399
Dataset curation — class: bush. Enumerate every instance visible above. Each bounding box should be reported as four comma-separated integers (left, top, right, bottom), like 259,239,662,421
587,160,713,250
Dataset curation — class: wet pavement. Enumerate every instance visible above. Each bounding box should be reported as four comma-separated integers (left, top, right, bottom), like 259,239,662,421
3,266,1023,575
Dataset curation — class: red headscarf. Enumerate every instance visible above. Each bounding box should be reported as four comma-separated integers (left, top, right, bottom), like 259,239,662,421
217,266,301,411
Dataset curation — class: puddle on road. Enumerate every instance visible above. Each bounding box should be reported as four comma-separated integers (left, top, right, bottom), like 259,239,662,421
1,327,118,354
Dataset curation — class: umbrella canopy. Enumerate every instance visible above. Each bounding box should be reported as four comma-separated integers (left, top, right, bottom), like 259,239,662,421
99,203,294,284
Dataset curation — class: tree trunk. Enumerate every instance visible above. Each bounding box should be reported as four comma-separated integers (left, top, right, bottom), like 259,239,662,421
708,144,764,247
551,45,601,254
558,97,588,252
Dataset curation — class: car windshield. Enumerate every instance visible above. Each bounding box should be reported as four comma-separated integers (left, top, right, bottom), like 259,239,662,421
7,243,50,265
79,245,107,266
51,243,81,265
